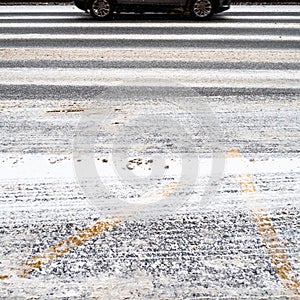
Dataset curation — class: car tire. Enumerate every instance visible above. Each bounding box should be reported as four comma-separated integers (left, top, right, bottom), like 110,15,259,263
190,0,214,20
89,0,113,20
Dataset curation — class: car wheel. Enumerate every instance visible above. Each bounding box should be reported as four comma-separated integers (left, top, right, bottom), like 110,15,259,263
89,0,113,20
190,0,214,20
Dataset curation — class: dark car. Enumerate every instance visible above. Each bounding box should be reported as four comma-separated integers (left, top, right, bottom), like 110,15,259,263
74,0,230,20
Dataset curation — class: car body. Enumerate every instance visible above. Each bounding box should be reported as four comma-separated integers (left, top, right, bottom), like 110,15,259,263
74,0,230,20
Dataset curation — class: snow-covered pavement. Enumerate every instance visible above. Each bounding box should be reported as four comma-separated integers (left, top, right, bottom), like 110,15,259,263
0,5,299,298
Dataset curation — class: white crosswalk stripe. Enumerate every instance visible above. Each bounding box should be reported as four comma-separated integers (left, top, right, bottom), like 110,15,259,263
1,22,300,28
1,68,299,88
1,33,300,41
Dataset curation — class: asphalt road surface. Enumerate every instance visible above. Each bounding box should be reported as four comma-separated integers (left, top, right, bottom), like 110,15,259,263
0,4,300,299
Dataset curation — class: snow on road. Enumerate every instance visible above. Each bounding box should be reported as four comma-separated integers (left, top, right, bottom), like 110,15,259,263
0,4,300,298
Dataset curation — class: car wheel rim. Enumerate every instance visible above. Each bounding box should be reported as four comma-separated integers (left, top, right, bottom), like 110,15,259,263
193,0,212,18
92,0,111,17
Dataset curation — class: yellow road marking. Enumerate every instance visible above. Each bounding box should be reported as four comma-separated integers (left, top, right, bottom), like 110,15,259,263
18,219,121,278
162,181,179,197
0,105,180,280
227,148,300,297
3,146,298,296
1,219,121,279
0,182,179,279
144,181,179,199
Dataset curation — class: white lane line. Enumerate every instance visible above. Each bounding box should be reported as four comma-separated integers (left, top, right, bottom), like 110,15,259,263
1,22,299,29
222,15,300,20
0,5,77,13
0,68,299,89
1,15,300,20
0,33,299,41
1,48,299,63
0,16,83,20
229,5,300,13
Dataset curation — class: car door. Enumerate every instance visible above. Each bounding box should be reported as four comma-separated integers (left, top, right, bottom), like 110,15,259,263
117,0,186,7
